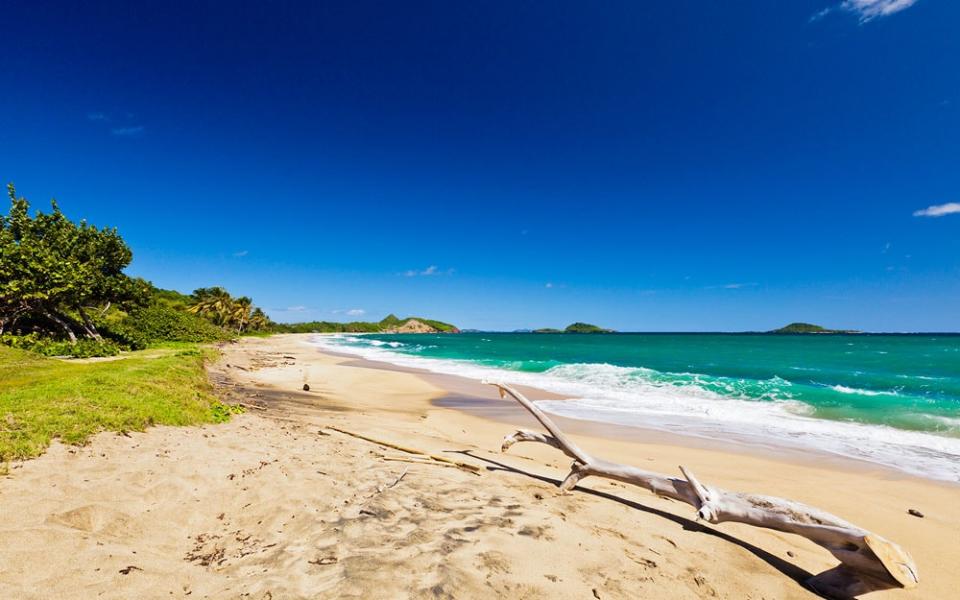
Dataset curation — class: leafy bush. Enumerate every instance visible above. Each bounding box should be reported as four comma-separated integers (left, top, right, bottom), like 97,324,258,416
104,304,233,347
1,333,121,358
210,401,246,423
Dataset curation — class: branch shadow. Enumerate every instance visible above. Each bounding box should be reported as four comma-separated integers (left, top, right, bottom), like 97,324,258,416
452,449,829,599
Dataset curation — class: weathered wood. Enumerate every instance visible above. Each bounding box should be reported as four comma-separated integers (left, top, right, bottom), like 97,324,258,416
485,381,918,599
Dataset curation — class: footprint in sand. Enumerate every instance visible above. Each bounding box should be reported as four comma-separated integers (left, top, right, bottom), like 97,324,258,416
47,504,139,538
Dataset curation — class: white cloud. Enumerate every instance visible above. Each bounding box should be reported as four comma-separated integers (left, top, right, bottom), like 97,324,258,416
285,305,308,312
111,126,144,137
706,282,757,290
844,0,919,21
402,265,453,277
233,250,249,257
346,308,365,316
913,202,960,217
812,0,920,22
545,282,554,288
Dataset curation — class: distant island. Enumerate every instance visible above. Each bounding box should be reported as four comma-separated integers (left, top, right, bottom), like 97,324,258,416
273,314,459,334
534,322,614,334
769,322,858,334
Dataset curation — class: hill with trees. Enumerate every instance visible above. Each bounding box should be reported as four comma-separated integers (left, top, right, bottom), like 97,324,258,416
534,323,614,334
269,313,459,334
769,322,857,334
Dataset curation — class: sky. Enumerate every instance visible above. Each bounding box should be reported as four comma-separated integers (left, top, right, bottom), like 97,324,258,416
1,0,958,332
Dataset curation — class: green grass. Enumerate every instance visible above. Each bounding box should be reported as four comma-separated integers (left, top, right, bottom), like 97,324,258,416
0,344,240,461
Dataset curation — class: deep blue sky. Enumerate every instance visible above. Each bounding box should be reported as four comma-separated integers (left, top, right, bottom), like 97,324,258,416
2,1,958,331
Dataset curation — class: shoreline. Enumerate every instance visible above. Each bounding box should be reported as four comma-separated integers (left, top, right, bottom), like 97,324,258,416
306,335,958,598
319,342,959,487
2,333,956,599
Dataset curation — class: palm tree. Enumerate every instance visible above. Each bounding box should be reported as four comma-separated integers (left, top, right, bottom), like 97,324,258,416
187,287,233,326
248,307,270,331
230,296,253,332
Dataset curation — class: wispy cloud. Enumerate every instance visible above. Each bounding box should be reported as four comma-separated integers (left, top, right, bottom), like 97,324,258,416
111,126,145,137
402,265,453,277
913,202,960,218
706,282,758,290
88,111,146,137
545,282,554,288
812,0,920,23
232,250,249,257
285,305,308,312
333,308,366,316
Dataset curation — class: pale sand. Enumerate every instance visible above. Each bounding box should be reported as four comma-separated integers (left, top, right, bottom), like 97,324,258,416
1,334,956,599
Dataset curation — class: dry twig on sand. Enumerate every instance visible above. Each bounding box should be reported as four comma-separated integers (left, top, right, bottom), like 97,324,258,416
326,426,481,474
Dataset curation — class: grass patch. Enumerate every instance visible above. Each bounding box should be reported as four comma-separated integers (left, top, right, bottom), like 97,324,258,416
0,344,240,461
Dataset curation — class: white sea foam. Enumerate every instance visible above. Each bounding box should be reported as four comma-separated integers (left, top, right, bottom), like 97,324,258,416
308,334,960,483
918,414,960,430
829,385,897,397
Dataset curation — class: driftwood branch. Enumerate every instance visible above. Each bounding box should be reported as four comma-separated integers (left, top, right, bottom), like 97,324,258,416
485,381,918,599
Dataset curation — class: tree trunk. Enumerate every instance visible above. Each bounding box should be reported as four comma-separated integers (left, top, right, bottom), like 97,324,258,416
76,305,102,339
0,305,28,336
486,381,919,599
42,309,77,343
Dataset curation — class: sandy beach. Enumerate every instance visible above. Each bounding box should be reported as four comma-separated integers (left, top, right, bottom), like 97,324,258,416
1,333,957,599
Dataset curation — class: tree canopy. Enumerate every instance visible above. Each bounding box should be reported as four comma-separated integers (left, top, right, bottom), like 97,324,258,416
187,287,268,333
1,185,270,347
0,184,142,340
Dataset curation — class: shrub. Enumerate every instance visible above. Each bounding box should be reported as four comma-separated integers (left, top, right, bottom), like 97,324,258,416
104,304,233,347
1,333,121,358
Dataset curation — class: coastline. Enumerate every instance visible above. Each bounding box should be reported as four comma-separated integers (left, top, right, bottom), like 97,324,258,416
338,350,921,482
1,333,956,599
318,337,960,485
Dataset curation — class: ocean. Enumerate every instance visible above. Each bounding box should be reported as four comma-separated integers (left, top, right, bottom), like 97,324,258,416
309,332,960,482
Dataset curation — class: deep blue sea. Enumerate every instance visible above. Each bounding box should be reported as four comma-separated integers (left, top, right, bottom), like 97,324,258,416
312,333,960,482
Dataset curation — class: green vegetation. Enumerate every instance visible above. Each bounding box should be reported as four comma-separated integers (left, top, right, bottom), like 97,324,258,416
270,320,380,333
105,304,232,348
407,317,459,333
377,313,458,332
187,287,269,333
0,344,240,461
564,322,614,333
770,322,855,334
0,333,121,357
1,185,272,356
269,313,459,334
0,184,142,343
535,322,614,334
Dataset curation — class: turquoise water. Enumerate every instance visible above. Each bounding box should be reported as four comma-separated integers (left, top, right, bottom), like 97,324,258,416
312,333,960,481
